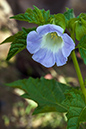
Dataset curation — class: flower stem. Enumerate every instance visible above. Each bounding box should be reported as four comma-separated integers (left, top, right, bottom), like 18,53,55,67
71,50,86,100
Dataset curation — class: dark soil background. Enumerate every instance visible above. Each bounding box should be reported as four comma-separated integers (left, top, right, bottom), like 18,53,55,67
0,0,86,129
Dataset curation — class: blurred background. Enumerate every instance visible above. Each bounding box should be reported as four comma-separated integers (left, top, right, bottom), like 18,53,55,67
0,0,86,129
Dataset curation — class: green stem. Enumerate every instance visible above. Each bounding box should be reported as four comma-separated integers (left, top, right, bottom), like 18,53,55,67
71,50,86,100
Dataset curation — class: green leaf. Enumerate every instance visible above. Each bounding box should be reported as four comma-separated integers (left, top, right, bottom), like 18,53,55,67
67,13,86,41
10,5,51,25
2,27,36,61
62,89,86,129
77,35,86,50
77,35,86,64
79,48,86,64
68,18,77,39
6,32,25,60
54,13,66,30
84,78,86,85
79,107,86,123
64,8,75,21
75,18,86,41
6,77,71,114
77,13,86,20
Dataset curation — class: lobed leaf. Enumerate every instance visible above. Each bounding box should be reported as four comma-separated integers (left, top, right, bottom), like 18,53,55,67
64,8,75,21
62,89,86,129
6,77,71,114
75,18,86,41
65,11,86,42
54,13,66,30
10,5,51,25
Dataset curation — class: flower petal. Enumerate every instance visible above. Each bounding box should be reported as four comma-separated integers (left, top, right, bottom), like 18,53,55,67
26,31,42,54
62,34,75,57
32,48,55,68
37,24,64,36
55,50,67,66
26,24,75,68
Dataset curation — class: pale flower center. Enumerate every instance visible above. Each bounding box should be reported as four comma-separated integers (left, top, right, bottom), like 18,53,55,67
41,32,64,53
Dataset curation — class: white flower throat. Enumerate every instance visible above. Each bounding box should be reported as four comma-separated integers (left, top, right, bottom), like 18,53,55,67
41,32,64,53
46,32,63,44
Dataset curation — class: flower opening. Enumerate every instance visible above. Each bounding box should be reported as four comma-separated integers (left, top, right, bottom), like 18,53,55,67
27,24,75,68
41,32,64,53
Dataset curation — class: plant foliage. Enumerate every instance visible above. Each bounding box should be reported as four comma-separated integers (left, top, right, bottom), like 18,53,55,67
1,28,36,60
62,89,86,129
77,35,86,64
10,5,51,25
6,77,71,114
1,6,86,129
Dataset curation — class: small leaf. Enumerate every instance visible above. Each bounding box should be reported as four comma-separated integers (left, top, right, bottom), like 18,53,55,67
54,13,66,30
75,18,86,41
78,13,86,20
67,13,86,41
62,89,86,129
6,77,71,114
64,8,75,21
10,6,51,25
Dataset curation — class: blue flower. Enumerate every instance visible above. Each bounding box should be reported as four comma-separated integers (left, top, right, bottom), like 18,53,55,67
26,24,75,68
